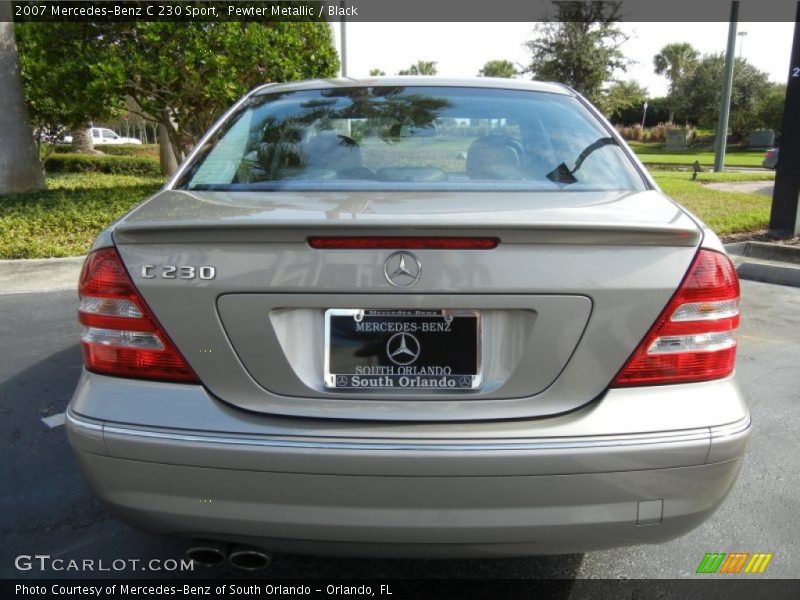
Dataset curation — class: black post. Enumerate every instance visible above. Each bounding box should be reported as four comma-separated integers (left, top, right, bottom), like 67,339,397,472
770,1,800,236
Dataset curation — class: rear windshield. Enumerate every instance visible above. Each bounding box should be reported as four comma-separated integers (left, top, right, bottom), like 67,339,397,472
177,86,645,192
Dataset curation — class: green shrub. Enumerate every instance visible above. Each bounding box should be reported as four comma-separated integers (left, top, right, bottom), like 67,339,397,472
99,144,159,157
48,143,158,157
0,173,165,258
45,154,161,177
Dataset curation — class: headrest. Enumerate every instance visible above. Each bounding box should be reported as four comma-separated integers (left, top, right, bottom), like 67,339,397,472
466,134,524,180
304,132,361,170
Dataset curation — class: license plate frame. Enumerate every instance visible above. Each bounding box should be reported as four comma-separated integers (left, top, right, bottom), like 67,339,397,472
324,308,482,391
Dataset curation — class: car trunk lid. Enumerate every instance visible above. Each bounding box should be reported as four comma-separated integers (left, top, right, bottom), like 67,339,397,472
112,188,702,421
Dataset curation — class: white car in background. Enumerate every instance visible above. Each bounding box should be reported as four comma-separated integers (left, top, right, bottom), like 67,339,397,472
63,127,142,145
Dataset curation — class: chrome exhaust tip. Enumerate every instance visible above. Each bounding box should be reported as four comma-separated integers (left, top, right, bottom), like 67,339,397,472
228,545,272,571
186,541,229,567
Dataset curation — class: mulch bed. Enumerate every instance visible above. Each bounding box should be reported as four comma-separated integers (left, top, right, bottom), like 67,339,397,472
721,230,800,247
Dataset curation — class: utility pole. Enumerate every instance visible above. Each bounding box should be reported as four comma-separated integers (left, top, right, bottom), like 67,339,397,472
769,1,800,236
713,0,739,173
340,0,347,77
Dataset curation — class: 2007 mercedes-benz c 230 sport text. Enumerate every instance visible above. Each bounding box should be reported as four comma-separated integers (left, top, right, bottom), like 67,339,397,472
67,77,749,562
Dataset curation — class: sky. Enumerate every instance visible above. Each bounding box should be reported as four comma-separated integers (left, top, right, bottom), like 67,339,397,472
330,22,794,97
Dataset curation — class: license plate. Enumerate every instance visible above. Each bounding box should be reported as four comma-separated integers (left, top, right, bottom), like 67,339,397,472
324,309,482,390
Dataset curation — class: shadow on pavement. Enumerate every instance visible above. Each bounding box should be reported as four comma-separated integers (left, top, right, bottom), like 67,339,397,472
1,341,584,585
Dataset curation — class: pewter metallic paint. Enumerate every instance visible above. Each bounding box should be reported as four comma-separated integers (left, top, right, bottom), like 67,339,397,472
67,78,749,557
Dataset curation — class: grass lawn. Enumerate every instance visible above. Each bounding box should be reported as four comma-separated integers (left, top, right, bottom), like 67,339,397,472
0,173,164,259
627,141,767,168
637,152,765,168
0,169,775,259
652,171,773,235
652,170,775,183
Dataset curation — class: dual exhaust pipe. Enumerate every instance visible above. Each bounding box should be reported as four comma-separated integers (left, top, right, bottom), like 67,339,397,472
186,541,272,571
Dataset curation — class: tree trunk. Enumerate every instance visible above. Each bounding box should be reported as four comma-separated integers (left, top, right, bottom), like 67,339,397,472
157,123,179,176
668,109,675,125
162,109,188,165
0,4,44,195
71,127,95,154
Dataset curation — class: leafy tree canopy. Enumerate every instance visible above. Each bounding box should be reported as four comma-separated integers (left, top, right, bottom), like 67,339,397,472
599,80,648,122
756,83,786,135
16,22,126,138
478,60,518,78
525,1,628,104
16,21,339,161
100,22,339,159
676,53,771,136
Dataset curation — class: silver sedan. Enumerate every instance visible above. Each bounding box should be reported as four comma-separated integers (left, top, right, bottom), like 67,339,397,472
67,78,748,567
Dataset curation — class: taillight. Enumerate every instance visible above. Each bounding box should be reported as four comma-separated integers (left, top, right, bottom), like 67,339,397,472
611,249,740,387
78,248,199,383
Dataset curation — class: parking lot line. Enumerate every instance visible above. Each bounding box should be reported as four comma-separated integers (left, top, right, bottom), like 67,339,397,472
41,412,66,428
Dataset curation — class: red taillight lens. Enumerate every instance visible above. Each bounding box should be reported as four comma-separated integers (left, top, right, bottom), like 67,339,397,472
78,248,199,383
611,249,740,387
308,237,499,250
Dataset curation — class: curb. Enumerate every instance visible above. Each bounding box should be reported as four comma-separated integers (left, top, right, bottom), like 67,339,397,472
0,256,85,295
725,242,800,289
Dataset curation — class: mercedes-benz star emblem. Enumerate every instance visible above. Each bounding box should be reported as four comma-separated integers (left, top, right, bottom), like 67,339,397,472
386,332,421,366
384,251,421,287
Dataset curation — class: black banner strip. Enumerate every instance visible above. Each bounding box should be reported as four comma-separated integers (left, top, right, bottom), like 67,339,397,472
5,579,800,600
5,0,800,23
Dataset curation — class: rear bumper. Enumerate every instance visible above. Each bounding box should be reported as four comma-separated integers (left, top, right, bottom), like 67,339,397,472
67,372,750,557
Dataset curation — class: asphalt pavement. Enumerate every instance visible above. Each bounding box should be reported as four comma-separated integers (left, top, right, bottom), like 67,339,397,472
1,281,798,580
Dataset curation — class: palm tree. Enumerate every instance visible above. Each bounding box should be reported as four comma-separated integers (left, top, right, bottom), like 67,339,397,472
398,61,438,76
0,2,44,194
478,60,518,79
654,43,699,124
